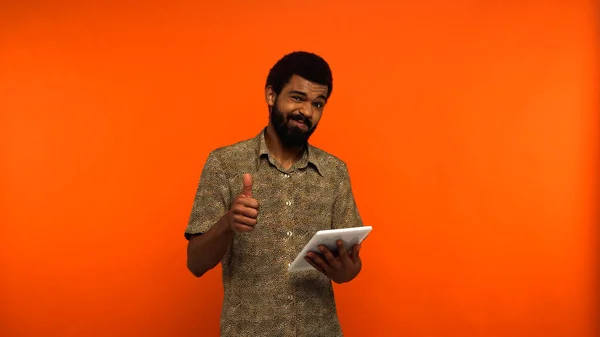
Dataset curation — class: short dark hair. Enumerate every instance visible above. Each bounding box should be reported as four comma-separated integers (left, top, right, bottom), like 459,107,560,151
265,51,333,99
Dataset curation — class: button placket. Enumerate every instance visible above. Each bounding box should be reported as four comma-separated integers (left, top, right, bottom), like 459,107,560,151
282,171,295,271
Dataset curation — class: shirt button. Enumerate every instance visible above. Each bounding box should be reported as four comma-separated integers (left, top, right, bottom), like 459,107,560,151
286,231,293,237
283,173,290,178
285,200,292,206
288,295,294,301
287,262,291,268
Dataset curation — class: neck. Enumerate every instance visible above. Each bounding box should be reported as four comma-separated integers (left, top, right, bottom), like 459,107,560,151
265,124,305,169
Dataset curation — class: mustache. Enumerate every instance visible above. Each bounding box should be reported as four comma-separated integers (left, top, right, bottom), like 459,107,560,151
289,114,312,128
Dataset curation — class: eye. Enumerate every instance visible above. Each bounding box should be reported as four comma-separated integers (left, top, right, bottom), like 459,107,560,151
291,96,303,101
313,102,325,109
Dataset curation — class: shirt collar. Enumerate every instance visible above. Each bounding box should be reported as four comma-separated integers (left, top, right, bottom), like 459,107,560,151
255,127,324,176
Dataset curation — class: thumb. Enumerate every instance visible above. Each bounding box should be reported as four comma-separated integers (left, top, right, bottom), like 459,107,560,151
241,173,253,197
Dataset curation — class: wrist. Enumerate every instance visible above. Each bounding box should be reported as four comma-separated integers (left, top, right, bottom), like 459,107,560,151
218,212,235,235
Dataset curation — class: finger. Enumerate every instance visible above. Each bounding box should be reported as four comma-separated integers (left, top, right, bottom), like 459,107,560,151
307,251,331,274
319,245,341,269
233,223,254,233
337,240,350,262
233,214,257,227
235,206,258,219
241,173,253,197
304,256,326,274
352,244,361,262
237,197,260,210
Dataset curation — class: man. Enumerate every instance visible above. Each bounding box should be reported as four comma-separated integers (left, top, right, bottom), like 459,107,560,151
185,51,365,337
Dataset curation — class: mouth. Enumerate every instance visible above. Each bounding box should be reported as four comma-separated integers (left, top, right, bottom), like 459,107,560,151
290,119,309,130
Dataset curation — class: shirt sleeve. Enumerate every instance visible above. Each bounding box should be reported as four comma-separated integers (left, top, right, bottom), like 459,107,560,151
331,163,364,229
184,151,230,240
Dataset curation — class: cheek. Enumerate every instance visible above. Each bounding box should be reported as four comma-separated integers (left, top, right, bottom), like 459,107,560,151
279,103,302,118
312,111,323,124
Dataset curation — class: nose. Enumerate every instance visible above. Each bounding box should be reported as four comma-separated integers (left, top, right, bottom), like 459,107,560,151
299,102,313,119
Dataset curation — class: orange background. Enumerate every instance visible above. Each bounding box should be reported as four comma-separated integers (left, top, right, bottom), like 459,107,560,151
0,1,597,337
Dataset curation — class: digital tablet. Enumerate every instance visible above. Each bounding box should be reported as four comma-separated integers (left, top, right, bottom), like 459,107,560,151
288,226,372,272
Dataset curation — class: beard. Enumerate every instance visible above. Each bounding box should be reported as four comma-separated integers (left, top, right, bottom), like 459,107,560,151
270,100,318,148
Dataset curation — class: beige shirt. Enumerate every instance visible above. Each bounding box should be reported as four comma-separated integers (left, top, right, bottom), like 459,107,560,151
185,128,364,337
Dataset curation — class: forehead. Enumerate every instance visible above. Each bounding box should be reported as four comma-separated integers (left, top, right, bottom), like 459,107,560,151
282,75,328,97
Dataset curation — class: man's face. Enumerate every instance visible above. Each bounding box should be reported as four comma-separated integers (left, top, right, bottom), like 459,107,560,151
268,75,329,148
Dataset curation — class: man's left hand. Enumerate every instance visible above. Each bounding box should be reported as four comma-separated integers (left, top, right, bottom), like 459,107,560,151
304,240,362,284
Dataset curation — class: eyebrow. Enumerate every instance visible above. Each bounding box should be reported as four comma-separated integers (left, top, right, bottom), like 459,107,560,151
289,90,327,102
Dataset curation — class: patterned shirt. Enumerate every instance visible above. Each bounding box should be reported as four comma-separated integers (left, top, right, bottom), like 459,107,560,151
185,128,364,337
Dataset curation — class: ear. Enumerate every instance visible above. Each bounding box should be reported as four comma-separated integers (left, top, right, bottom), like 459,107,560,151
265,86,276,106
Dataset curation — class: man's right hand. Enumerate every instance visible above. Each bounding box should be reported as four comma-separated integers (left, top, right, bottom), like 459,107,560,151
226,173,259,233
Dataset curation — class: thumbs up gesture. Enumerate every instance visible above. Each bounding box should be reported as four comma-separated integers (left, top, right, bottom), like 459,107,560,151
226,173,259,233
